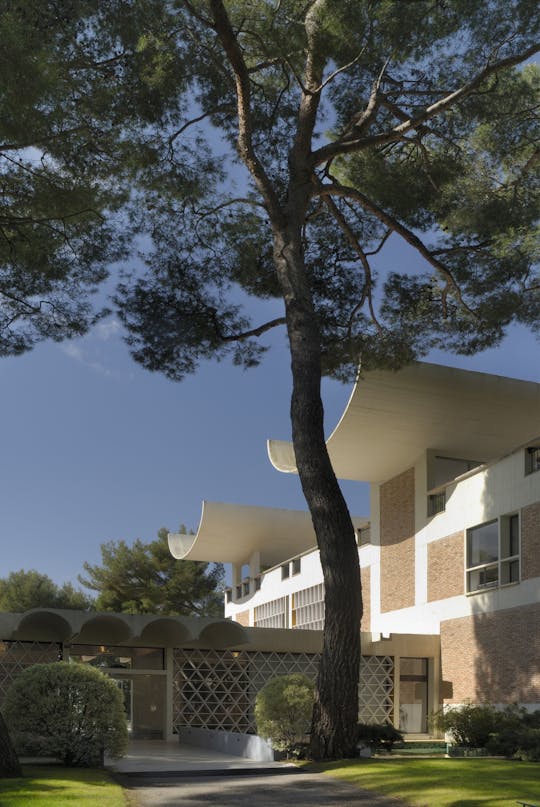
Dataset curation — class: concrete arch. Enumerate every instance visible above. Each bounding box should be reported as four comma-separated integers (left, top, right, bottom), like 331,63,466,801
138,618,193,647
74,614,133,645
198,619,249,648
13,610,73,642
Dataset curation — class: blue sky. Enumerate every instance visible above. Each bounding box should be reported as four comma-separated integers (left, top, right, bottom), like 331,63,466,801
1,310,539,593
1,241,539,592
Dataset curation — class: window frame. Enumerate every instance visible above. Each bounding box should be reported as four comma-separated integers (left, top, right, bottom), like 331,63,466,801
465,513,520,595
525,446,540,476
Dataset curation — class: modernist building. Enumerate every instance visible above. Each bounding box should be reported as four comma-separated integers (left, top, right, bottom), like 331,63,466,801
170,362,540,735
1,362,538,751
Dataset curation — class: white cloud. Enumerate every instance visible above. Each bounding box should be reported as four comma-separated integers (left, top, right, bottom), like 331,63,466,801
60,342,84,361
94,319,121,341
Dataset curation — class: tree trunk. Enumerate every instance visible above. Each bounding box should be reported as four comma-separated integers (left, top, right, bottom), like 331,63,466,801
274,225,362,760
0,711,22,778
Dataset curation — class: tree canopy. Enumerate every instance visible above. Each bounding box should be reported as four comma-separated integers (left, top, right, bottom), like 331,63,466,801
1,0,538,759
78,527,224,616
0,569,93,612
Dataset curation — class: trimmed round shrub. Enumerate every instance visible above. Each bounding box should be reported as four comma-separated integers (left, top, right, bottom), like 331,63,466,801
3,662,127,766
255,674,314,756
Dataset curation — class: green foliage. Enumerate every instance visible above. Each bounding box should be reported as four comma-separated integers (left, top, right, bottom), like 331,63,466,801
0,570,93,612
356,722,404,752
3,662,127,766
430,703,499,748
0,1,537,373
431,703,540,759
485,707,540,761
254,674,315,755
78,527,224,616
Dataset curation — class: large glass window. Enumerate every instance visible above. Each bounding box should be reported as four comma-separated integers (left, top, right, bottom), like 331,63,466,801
466,514,519,593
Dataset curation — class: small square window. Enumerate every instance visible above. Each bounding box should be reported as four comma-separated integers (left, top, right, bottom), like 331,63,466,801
235,585,242,599
525,446,540,475
242,579,250,596
428,491,446,517
292,557,301,575
254,576,261,591
281,564,290,580
225,589,232,603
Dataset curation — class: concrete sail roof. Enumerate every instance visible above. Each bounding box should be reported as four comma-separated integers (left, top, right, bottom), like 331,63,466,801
168,500,368,565
268,362,540,483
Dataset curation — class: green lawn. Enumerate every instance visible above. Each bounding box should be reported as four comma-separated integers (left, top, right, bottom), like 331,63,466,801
313,757,540,807
0,766,128,807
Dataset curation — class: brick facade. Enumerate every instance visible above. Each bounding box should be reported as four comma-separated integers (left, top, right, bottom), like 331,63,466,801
521,501,540,580
234,609,250,627
380,467,415,613
441,602,540,704
360,566,371,631
427,532,464,602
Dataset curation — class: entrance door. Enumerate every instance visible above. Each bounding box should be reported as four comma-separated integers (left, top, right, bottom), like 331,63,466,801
399,658,428,734
114,674,166,740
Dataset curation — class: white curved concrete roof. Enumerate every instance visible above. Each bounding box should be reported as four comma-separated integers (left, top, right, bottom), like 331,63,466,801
169,500,368,565
268,362,540,483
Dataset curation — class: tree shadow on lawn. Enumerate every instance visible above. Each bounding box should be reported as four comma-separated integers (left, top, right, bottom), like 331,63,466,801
309,757,540,807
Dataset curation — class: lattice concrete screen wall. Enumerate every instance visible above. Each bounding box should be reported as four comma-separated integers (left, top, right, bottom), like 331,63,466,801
173,649,395,734
0,641,61,704
173,648,320,734
358,655,394,724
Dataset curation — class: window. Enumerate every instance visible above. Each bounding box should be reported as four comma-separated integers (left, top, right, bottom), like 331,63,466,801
242,579,250,596
235,585,242,600
427,491,446,517
254,576,261,591
466,514,520,593
225,588,232,603
291,557,301,575
357,526,371,545
281,563,290,580
525,446,540,475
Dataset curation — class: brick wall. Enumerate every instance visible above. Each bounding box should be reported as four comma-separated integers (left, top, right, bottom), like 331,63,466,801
441,602,540,704
521,501,540,580
234,609,251,627
380,467,415,613
360,566,371,631
427,532,464,602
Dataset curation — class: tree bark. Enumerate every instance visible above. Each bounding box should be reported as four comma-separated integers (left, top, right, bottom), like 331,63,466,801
0,711,22,778
274,222,362,759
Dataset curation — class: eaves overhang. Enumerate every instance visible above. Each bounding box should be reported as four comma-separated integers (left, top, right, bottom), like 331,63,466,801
168,500,368,566
268,362,540,483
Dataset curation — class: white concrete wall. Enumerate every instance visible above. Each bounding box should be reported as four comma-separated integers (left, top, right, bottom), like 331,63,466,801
371,447,540,636
225,542,377,626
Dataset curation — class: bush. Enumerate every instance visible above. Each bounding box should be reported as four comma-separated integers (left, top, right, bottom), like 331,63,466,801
431,703,540,760
3,662,127,766
357,722,404,753
430,703,498,748
254,674,314,756
486,706,540,761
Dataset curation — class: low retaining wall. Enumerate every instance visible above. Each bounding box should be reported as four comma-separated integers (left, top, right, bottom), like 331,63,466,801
177,727,275,762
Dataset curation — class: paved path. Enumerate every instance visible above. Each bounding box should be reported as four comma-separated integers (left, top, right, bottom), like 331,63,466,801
117,770,406,807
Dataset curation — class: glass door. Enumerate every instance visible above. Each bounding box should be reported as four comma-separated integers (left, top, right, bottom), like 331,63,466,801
399,658,428,734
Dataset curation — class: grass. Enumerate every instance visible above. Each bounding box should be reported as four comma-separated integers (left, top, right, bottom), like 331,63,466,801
0,766,128,807
311,757,540,807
